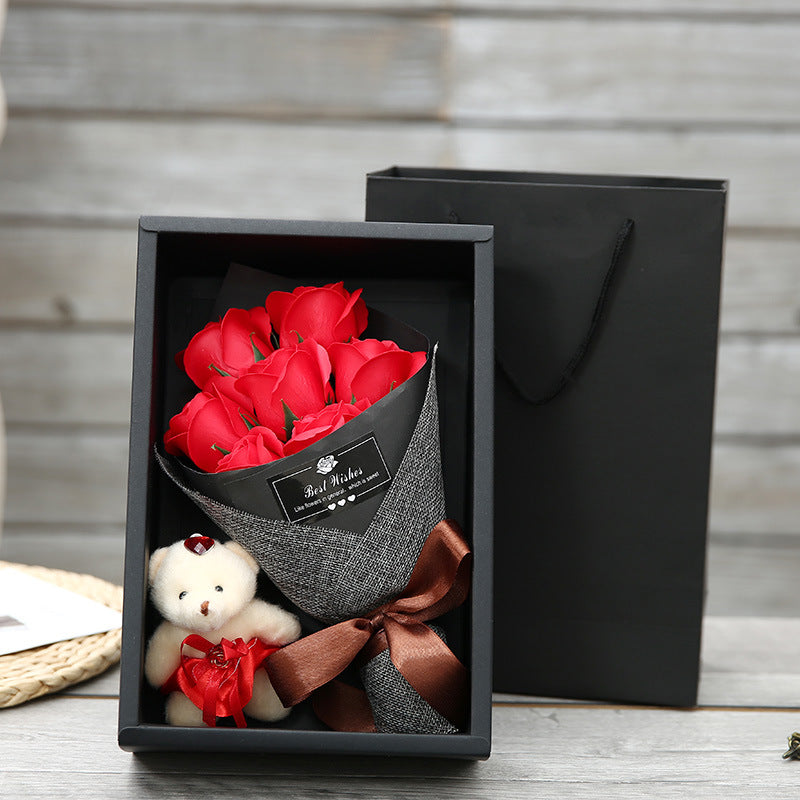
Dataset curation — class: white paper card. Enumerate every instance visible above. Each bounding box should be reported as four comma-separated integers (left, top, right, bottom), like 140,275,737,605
0,567,122,657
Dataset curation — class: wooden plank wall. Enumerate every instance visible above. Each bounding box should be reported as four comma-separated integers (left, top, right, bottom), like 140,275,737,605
0,1,798,609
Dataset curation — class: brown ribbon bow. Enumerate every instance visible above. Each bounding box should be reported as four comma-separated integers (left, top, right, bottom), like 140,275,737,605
266,519,472,732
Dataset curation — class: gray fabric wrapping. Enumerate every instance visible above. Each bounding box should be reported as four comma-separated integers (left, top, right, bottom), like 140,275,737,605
360,625,458,735
157,355,446,624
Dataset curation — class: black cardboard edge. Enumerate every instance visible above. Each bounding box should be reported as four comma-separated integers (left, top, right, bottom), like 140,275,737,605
118,726,491,758
366,166,728,194
138,215,494,243
119,217,495,758
118,225,158,734
691,190,730,695
469,238,494,747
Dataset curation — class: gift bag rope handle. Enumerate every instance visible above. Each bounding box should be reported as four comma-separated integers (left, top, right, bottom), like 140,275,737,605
495,217,634,406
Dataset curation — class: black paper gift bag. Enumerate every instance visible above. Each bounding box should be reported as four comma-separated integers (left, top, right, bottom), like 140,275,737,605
366,167,727,706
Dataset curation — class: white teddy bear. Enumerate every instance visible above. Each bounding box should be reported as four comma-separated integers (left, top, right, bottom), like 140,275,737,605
144,533,301,727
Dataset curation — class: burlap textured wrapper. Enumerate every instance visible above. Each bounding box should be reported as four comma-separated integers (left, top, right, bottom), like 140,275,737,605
360,625,457,735
157,355,468,733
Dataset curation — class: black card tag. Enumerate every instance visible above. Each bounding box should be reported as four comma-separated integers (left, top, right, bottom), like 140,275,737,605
269,434,392,524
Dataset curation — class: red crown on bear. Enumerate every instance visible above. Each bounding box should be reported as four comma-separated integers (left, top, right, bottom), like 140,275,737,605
184,534,215,556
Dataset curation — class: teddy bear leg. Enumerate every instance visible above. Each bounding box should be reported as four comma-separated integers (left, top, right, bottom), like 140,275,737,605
245,670,291,723
165,692,206,727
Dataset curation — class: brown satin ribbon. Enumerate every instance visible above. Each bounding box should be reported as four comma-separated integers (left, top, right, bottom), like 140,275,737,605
266,518,472,732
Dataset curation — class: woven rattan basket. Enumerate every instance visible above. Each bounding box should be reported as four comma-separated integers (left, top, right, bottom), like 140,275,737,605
0,561,123,708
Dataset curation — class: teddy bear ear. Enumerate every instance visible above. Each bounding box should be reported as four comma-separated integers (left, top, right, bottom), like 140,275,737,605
223,541,259,575
147,547,169,586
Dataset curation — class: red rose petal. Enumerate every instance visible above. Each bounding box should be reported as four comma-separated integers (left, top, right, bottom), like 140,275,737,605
182,319,226,388
186,395,251,472
220,307,273,367
204,374,255,413
279,288,347,348
267,283,368,349
349,350,419,406
273,354,330,414
218,308,261,369
329,342,368,403
333,287,368,342
164,392,212,457
304,339,332,385
329,339,406,403
214,426,285,472
181,307,274,389
235,349,332,441
265,290,299,331
284,401,363,457
409,349,427,377
235,372,282,434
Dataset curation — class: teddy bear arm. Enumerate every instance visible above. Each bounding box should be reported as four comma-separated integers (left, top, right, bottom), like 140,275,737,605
239,599,301,646
144,622,187,689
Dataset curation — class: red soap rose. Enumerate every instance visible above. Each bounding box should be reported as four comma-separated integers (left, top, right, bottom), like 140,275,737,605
202,373,256,411
163,391,208,462
235,339,333,441
180,306,274,389
214,426,285,472
164,383,254,473
266,282,368,349
329,339,427,406
284,401,368,457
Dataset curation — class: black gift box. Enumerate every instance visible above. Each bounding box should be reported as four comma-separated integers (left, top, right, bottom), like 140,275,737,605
366,167,727,707
118,217,494,757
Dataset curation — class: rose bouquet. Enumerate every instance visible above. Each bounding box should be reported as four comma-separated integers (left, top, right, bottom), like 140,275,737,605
157,265,471,734
163,282,425,473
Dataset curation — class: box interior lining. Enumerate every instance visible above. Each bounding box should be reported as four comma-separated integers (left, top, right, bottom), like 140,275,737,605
136,230,479,737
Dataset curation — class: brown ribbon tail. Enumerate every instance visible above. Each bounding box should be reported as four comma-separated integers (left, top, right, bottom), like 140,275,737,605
266,617,372,708
391,519,472,620
312,680,377,733
383,616,469,730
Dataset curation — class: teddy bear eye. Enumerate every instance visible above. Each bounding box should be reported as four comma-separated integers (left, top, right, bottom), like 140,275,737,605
179,591,187,600
215,585,223,592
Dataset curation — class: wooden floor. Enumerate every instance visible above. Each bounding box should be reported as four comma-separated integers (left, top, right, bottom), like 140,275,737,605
1,533,800,798
2,621,800,799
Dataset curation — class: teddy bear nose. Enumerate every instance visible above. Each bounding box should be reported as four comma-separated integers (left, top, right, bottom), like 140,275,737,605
200,600,209,616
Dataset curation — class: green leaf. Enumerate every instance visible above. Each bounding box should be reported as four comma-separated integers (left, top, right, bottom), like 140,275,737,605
239,410,257,430
282,400,300,438
209,363,231,377
291,330,304,343
351,393,357,405
211,443,231,455
251,334,268,362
